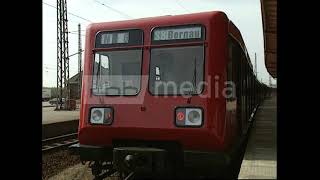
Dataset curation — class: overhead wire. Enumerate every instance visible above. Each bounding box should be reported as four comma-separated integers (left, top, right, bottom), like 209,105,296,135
175,0,191,13
43,2,92,23
94,0,133,19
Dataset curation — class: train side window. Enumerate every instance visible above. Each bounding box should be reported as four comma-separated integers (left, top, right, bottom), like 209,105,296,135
241,54,247,122
93,54,110,91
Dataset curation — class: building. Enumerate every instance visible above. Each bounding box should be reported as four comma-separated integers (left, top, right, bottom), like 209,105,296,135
68,71,82,100
42,87,51,101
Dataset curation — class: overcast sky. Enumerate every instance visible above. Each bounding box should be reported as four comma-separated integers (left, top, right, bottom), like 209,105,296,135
42,0,276,87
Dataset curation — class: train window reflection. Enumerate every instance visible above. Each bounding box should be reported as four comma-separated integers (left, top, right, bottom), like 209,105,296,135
149,46,204,95
92,49,142,95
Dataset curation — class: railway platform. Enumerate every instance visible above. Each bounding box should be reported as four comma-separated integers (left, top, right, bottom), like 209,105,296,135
42,106,80,139
42,107,79,125
238,95,277,179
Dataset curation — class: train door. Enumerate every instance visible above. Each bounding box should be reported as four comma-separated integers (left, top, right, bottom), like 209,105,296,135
239,42,246,136
227,38,238,139
246,61,251,127
230,37,242,137
230,36,249,136
241,53,248,135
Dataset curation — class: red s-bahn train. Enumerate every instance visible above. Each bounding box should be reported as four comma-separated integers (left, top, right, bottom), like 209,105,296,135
70,11,270,179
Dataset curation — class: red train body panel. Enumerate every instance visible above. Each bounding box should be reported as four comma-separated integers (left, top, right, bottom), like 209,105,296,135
71,11,270,178
79,11,232,151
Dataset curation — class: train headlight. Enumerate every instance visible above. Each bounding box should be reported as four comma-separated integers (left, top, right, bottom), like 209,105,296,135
187,110,201,123
90,107,113,125
175,108,203,127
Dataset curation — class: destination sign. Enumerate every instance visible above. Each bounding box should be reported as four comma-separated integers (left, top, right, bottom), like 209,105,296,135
95,29,143,48
101,32,129,44
153,26,202,41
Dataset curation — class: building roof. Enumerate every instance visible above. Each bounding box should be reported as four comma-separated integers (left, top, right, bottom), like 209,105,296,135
261,0,277,78
68,71,83,84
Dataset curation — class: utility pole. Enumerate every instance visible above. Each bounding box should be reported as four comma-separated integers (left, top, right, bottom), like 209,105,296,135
269,75,272,86
255,53,257,76
78,23,82,99
56,0,70,110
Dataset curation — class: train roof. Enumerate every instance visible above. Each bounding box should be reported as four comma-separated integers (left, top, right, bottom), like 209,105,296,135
228,21,253,71
89,11,226,27
87,11,253,72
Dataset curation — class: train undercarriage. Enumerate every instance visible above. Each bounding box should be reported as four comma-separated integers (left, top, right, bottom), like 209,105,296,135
70,134,248,180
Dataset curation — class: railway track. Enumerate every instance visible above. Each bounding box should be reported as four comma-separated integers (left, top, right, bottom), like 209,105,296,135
42,133,78,152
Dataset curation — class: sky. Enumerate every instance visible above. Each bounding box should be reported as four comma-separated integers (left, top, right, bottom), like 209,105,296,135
42,0,277,88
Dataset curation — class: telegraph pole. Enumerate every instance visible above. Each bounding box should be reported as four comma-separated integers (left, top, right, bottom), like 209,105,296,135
269,75,272,86
56,0,70,110
78,23,82,99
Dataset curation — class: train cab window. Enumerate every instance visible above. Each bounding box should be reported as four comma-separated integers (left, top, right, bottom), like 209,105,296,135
149,46,204,95
92,49,142,95
149,25,205,95
92,29,143,96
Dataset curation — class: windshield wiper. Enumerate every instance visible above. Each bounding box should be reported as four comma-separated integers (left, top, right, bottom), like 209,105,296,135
186,57,197,96
193,57,197,93
96,55,102,93
192,57,197,94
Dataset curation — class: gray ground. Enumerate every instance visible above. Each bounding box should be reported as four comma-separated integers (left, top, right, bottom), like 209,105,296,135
238,96,277,179
48,163,94,180
42,107,80,124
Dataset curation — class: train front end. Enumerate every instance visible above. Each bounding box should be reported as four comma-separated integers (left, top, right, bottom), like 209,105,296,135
70,12,233,178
